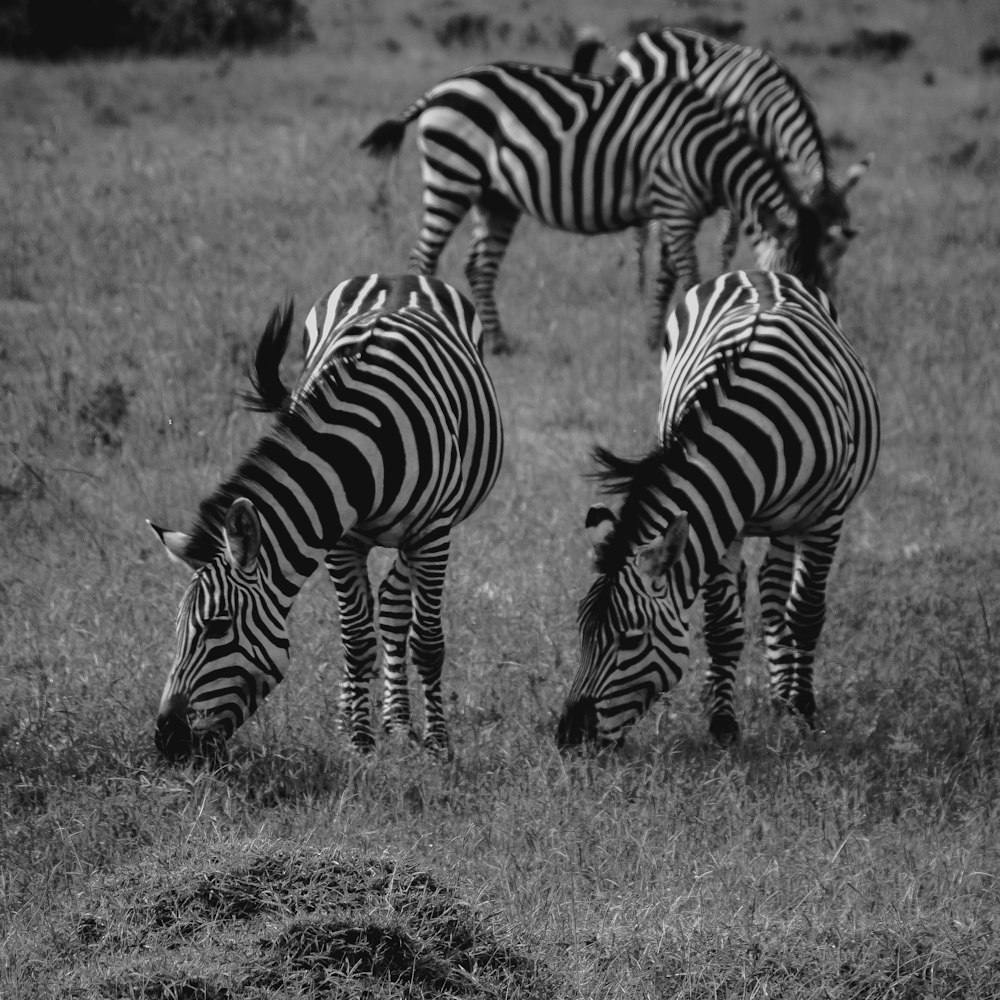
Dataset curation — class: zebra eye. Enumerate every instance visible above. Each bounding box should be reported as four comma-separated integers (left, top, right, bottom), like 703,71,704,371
618,630,646,653
203,616,231,641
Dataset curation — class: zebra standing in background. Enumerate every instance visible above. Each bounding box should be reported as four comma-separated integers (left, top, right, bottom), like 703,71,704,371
557,270,880,749
572,26,871,290
150,274,503,761
361,62,828,353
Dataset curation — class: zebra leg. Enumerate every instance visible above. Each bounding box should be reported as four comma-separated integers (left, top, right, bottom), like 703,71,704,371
775,521,843,722
404,533,452,754
324,537,378,752
760,523,842,725
377,552,417,741
718,210,740,271
465,194,520,355
648,238,678,349
701,538,746,744
407,181,473,279
649,217,700,349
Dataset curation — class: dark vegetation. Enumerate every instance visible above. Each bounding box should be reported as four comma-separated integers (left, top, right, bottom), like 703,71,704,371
0,0,313,58
27,846,557,999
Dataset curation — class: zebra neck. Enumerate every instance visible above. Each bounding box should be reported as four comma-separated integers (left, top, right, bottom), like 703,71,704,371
187,422,370,604
629,447,743,611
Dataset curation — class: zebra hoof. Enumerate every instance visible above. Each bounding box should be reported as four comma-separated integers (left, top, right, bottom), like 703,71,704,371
349,731,377,755
773,691,817,724
423,732,453,761
709,714,740,746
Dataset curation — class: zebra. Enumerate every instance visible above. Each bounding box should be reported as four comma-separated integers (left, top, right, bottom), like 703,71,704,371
360,61,827,353
557,269,880,748
571,26,871,290
150,274,504,761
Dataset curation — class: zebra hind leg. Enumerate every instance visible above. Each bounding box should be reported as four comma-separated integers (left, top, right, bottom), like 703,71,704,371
701,538,746,744
760,525,842,727
465,194,520,355
377,553,419,744
405,535,453,756
325,539,379,752
647,240,679,349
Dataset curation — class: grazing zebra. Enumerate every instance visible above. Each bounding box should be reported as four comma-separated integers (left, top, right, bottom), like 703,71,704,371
557,269,880,748
571,26,871,289
150,274,504,761
360,62,826,353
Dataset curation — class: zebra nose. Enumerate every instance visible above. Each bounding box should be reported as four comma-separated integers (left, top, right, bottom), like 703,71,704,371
155,693,192,762
556,697,599,749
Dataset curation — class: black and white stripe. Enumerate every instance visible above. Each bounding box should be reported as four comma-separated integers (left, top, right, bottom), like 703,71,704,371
150,274,504,760
361,61,826,352
573,26,871,287
557,270,880,748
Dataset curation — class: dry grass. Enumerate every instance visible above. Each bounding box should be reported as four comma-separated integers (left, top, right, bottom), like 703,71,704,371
2,0,1000,997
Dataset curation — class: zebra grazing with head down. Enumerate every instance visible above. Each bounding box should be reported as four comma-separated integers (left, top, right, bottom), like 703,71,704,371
571,26,871,290
150,274,504,761
361,61,827,353
557,269,880,749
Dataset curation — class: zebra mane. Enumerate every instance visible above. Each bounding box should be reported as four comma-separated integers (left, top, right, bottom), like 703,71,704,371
588,444,672,578
241,301,295,414
178,436,287,566
576,443,674,649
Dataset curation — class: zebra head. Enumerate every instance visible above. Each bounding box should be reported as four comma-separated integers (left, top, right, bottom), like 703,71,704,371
149,498,290,763
753,203,832,293
557,505,691,749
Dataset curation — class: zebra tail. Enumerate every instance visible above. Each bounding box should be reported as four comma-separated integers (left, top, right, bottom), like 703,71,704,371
359,117,408,158
241,301,295,413
570,26,607,73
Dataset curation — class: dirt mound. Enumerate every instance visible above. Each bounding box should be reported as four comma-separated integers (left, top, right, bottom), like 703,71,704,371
54,847,557,999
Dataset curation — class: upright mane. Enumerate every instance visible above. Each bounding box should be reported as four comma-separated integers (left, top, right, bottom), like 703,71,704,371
180,436,288,565
576,444,672,650
589,444,672,577
241,301,295,413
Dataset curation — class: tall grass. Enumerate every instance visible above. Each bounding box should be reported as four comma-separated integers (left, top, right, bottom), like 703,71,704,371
2,1,1000,996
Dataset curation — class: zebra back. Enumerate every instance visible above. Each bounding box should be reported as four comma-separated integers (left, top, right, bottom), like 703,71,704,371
616,28,832,192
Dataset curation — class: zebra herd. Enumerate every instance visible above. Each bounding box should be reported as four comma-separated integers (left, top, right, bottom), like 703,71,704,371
152,25,881,763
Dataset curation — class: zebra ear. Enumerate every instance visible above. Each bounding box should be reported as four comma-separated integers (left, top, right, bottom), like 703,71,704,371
842,154,872,194
635,513,689,584
223,498,262,573
585,504,616,555
148,521,204,570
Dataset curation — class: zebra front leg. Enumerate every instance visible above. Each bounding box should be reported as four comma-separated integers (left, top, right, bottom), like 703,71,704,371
405,534,452,755
465,195,520,355
701,538,746,744
377,553,417,742
325,538,378,752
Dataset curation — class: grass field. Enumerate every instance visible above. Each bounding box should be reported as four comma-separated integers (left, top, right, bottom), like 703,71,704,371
2,0,1000,996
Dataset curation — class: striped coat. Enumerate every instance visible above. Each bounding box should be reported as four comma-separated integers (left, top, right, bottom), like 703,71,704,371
151,274,503,760
558,270,880,747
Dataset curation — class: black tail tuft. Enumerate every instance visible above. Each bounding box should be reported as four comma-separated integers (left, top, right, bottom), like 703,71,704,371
359,118,407,158
570,29,606,74
241,301,295,413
